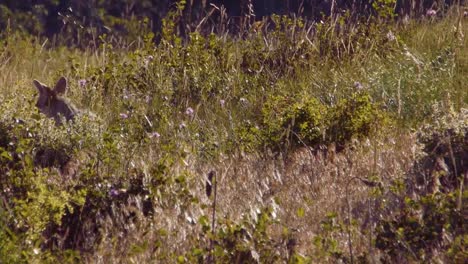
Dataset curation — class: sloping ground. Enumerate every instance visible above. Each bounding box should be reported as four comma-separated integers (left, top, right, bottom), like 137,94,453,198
204,134,416,256
86,131,419,261
88,110,465,262
0,10,466,263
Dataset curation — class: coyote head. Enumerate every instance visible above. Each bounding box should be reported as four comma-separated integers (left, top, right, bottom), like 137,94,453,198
33,77,78,124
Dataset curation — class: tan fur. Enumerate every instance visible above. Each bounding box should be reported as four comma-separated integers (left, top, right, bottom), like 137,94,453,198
32,76,86,179
33,77,79,125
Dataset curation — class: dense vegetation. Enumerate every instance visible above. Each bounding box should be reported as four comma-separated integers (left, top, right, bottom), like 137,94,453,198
1,0,462,43
0,1,467,263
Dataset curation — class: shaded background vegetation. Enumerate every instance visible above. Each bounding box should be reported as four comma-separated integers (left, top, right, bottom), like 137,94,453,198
1,0,464,43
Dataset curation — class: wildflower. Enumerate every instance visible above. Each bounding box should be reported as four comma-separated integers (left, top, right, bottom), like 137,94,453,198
144,55,154,68
78,79,87,88
185,107,194,117
354,81,363,90
179,122,187,129
119,113,129,119
109,188,120,197
386,30,396,41
426,9,437,17
220,99,225,107
149,132,160,139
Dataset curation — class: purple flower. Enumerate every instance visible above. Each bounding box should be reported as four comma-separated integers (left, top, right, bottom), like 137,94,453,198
179,122,187,129
78,79,87,88
354,81,363,90
120,113,129,119
220,99,225,107
109,188,120,197
426,9,437,17
149,132,160,139
185,107,194,117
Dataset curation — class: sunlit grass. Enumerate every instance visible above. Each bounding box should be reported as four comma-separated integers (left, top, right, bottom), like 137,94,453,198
0,10,466,263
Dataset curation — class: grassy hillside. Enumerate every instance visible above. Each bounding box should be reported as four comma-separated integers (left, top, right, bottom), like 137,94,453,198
0,7,467,263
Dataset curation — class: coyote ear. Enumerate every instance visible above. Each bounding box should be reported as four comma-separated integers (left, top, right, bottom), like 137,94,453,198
54,77,67,94
33,80,45,94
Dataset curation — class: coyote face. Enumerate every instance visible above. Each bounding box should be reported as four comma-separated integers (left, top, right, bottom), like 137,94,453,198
33,77,78,124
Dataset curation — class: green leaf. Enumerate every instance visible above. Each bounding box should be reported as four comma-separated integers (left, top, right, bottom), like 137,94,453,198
296,207,305,218
0,149,12,161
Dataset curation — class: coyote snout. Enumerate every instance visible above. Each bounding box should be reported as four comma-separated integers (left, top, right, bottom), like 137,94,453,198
33,77,78,124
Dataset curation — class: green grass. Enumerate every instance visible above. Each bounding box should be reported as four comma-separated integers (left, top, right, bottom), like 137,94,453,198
0,10,466,263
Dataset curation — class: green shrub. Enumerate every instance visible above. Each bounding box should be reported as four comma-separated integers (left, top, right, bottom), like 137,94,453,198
261,92,389,151
375,106,467,262
376,191,466,262
262,95,326,150
232,119,263,152
193,206,300,263
327,92,387,149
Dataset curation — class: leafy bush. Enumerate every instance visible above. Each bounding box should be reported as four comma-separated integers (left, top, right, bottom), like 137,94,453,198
416,106,467,193
376,191,466,262
191,206,306,263
375,106,467,262
327,92,388,149
261,92,389,151
262,94,326,150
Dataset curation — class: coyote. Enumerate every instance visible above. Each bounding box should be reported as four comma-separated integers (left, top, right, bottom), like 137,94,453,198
32,76,87,180
33,76,79,124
